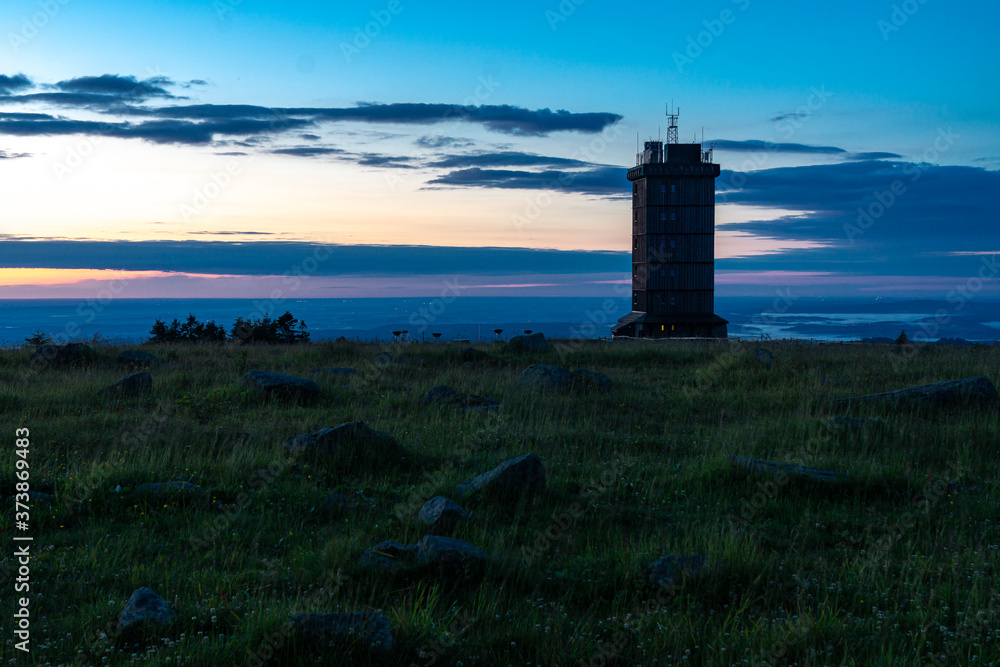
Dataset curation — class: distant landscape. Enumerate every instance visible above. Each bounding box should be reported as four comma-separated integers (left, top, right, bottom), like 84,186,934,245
3,297,999,347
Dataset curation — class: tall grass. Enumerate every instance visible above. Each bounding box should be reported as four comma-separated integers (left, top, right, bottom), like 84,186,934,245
1,338,998,665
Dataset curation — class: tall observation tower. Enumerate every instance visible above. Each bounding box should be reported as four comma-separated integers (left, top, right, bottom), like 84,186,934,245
611,105,728,339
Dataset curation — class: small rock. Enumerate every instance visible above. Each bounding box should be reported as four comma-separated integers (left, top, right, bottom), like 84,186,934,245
242,370,322,401
508,332,551,352
647,554,710,588
455,453,545,501
358,540,418,571
282,421,404,463
517,364,575,390
755,348,774,365
832,376,998,409
99,371,152,397
418,496,472,531
414,535,487,568
358,535,487,572
292,612,394,653
117,350,161,366
373,351,394,365
728,455,850,484
423,385,500,411
118,587,177,638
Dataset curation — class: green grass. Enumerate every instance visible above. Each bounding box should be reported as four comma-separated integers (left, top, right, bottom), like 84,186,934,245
1,338,998,665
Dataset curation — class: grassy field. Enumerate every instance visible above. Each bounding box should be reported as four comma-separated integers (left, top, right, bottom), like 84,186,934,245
1,337,998,666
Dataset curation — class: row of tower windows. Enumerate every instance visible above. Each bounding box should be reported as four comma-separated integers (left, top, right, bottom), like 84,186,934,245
633,211,678,222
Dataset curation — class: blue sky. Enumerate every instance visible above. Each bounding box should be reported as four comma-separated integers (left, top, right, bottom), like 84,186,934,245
1,0,998,299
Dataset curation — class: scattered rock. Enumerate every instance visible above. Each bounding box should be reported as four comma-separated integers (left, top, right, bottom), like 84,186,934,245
373,351,394,365
455,453,545,501
118,587,177,638
832,376,998,409
423,385,500,412
414,535,487,568
755,348,774,365
358,535,487,573
99,371,152,397
517,364,575,390
117,350,161,366
647,554,710,588
508,332,551,352
292,611,394,653
358,540,417,570
727,455,850,484
28,343,93,368
418,496,472,531
242,370,322,402
282,421,404,464
310,367,357,376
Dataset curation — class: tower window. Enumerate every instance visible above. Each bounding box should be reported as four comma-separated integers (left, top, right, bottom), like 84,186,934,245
670,240,676,249
671,184,676,193
669,296,676,307
671,212,677,221
659,184,665,193
660,211,666,221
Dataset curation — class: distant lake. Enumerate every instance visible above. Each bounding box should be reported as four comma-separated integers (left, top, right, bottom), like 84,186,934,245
1,297,998,346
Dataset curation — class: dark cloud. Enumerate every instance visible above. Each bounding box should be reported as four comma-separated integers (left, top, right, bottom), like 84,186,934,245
215,151,248,156
715,160,1000,274
0,73,622,153
0,116,311,145
769,112,808,123
428,151,591,169
0,74,32,95
357,153,417,168
54,74,176,99
299,133,321,141
428,166,628,197
846,151,903,161
415,135,474,149
711,139,846,155
270,146,345,157
0,240,630,276
0,149,30,159
0,112,55,121
184,79,209,87
119,101,622,136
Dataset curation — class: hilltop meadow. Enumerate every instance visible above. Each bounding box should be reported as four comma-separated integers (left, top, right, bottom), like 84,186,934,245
1,335,998,666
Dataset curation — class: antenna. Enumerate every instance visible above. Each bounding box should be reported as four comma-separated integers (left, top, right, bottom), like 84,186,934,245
666,102,680,144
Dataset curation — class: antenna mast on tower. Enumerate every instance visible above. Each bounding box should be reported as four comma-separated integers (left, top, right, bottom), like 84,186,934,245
666,102,680,144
